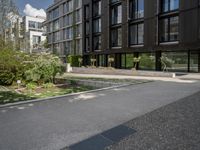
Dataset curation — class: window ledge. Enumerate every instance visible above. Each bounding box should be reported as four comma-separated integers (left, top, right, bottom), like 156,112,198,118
130,44,144,48
159,41,179,45
111,47,122,49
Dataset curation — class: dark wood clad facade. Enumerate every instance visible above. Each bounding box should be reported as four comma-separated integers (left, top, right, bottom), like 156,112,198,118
82,0,200,72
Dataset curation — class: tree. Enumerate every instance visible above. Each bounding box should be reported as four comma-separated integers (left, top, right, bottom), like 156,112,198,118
0,49,33,85
0,0,19,45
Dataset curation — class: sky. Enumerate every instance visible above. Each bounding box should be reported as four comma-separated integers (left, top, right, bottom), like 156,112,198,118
14,0,53,17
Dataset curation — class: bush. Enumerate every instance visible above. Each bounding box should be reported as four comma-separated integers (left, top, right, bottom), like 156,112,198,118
25,54,64,84
26,82,37,90
67,55,82,67
43,83,54,89
0,71,15,85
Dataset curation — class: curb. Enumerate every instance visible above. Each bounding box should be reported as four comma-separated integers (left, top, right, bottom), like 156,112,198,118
0,81,150,109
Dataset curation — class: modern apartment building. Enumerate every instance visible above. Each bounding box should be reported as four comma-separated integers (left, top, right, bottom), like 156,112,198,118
22,16,46,53
46,0,82,61
82,0,200,72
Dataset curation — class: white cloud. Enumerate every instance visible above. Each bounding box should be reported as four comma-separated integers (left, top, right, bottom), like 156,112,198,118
23,4,46,18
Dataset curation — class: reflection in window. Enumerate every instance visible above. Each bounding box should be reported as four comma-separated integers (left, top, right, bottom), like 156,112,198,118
129,0,144,19
111,27,122,47
159,16,179,42
111,4,122,25
161,0,179,13
130,23,144,45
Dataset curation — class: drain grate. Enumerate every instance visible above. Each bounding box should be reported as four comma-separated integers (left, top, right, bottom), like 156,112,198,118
68,125,136,150
101,125,136,143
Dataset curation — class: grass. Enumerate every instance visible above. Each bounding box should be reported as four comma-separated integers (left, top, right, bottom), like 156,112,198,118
0,91,35,105
0,84,94,105
21,85,93,98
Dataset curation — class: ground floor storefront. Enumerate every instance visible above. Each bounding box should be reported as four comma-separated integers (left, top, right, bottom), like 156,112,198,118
83,50,200,73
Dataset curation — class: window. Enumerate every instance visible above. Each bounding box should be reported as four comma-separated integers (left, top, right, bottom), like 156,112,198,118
64,14,73,26
75,0,81,9
29,21,42,30
110,0,120,3
129,0,144,20
99,55,106,67
159,16,179,42
53,43,60,54
53,20,59,31
75,24,82,37
139,53,156,70
65,41,72,54
32,36,41,45
93,0,101,17
111,4,122,25
93,18,101,33
161,0,179,13
54,31,60,42
64,0,73,13
84,5,90,20
85,21,90,35
93,35,101,50
75,9,81,23
85,37,90,52
64,27,73,39
53,7,59,18
129,23,144,45
111,27,122,47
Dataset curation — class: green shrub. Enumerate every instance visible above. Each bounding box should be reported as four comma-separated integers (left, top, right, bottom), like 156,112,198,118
26,82,37,90
0,71,15,85
67,55,82,67
43,83,54,89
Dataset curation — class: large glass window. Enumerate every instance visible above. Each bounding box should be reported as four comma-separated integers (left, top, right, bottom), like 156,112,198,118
159,16,179,42
190,52,199,72
93,18,101,33
93,35,101,50
139,53,156,70
111,4,122,25
85,37,90,52
111,27,122,47
161,0,179,13
130,23,144,45
99,55,106,67
93,0,101,17
129,0,144,20
162,52,188,72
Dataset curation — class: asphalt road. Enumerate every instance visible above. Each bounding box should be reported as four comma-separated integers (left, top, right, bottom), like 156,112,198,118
0,80,200,150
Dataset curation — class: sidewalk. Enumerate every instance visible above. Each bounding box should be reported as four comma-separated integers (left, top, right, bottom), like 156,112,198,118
62,73,197,83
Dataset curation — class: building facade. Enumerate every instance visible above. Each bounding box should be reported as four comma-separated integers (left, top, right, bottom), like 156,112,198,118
46,0,82,61
4,14,24,50
82,0,200,72
22,16,46,53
